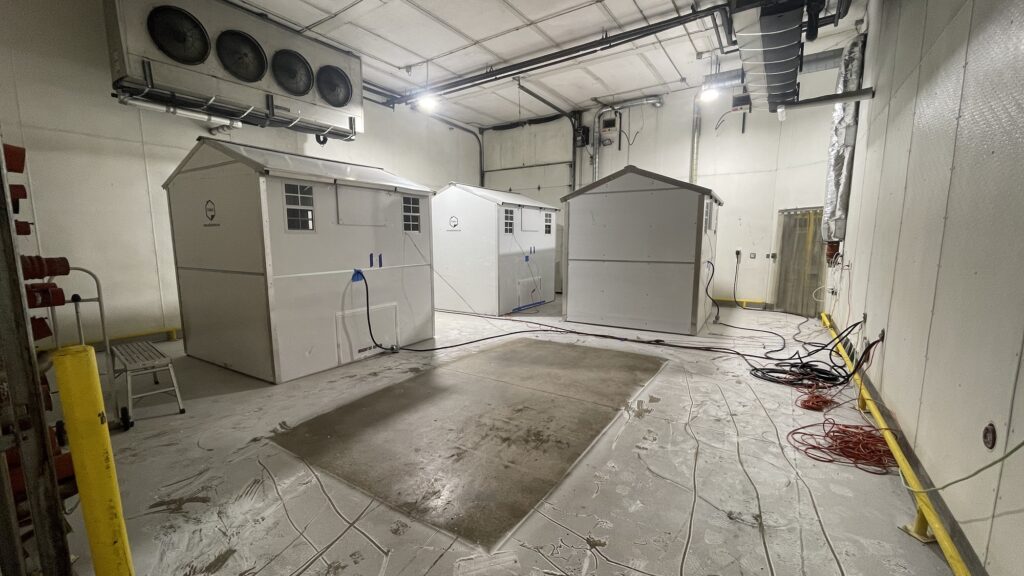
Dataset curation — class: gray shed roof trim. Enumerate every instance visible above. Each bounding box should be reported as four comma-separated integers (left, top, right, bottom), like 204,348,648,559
439,182,559,210
165,137,432,194
561,165,723,205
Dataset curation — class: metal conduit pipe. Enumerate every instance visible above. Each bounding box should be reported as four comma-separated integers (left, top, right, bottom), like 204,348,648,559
428,114,485,186
118,96,242,129
591,96,663,182
690,99,701,184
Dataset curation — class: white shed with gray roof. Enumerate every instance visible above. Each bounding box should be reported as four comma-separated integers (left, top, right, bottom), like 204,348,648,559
561,165,723,335
163,138,435,383
432,182,558,315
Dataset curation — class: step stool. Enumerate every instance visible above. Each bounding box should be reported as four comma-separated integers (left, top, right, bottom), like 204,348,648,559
112,341,185,427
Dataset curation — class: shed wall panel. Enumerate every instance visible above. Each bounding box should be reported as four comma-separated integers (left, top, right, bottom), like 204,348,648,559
177,269,274,382
566,260,694,334
567,190,698,263
431,189,498,314
168,164,266,274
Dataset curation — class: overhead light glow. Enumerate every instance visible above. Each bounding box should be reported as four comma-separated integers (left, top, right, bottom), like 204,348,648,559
416,94,440,112
700,88,720,103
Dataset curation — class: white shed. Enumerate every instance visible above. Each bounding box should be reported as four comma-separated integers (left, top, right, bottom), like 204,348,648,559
164,138,435,384
432,183,558,315
562,165,723,335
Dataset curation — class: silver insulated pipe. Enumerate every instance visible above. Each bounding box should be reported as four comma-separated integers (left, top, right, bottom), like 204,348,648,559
591,96,663,182
822,34,866,242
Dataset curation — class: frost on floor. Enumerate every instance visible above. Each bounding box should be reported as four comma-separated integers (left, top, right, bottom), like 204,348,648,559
62,299,951,575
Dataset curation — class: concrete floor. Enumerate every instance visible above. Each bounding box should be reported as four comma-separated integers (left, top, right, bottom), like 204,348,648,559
273,339,664,549
61,298,952,575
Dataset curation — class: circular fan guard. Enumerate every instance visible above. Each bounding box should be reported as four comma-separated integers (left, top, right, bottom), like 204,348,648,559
271,50,314,96
316,66,353,108
147,6,210,65
216,30,267,82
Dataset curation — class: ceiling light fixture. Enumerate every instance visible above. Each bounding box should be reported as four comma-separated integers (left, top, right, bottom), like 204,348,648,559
416,94,439,112
700,88,720,103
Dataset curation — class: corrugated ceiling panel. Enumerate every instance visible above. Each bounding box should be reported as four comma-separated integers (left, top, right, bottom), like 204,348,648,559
448,91,526,119
505,0,576,20
324,23,421,68
536,5,613,45
534,68,607,104
585,54,660,93
240,0,328,26
412,0,524,40
435,45,499,76
482,26,552,60
352,1,467,58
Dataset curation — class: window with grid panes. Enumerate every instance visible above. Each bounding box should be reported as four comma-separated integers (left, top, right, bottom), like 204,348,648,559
285,183,314,231
403,196,421,232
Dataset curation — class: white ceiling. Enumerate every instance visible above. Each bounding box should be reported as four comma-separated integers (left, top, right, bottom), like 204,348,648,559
228,0,866,126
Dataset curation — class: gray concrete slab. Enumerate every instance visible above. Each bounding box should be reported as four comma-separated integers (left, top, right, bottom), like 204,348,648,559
273,339,664,548
57,298,952,575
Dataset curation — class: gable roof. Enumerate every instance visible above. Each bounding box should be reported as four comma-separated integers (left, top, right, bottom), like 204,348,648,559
165,137,432,194
439,182,558,210
561,165,723,205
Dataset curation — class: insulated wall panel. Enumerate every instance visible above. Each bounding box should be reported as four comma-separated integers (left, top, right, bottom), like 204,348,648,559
878,2,970,446
915,0,1024,556
862,70,919,385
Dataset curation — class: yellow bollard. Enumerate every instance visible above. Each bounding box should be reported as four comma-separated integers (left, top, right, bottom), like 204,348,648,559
52,345,134,575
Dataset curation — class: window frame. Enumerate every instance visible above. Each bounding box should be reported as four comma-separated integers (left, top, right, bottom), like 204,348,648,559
503,208,514,234
403,195,422,233
544,212,552,235
284,182,315,232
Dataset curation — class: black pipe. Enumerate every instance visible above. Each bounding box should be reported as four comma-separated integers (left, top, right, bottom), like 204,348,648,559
389,4,733,105
517,84,572,121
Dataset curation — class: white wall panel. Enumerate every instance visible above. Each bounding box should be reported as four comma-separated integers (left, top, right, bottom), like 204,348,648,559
832,0,1024,569
23,128,166,340
922,0,971,55
915,0,1024,558
697,172,776,301
877,2,970,445
862,70,918,385
987,349,1024,574
845,105,888,326
891,0,926,93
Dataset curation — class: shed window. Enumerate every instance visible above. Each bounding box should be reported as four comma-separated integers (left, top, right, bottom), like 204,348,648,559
403,196,421,232
285,183,314,231
504,208,514,234
544,212,552,234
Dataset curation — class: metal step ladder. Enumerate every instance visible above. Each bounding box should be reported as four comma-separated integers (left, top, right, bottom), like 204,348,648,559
112,341,184,428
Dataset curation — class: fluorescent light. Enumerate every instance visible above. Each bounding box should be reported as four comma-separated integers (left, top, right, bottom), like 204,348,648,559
416,94,440,112
700,88,720,103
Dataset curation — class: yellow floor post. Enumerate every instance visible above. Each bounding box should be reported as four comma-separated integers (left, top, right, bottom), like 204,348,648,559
52,345,134,576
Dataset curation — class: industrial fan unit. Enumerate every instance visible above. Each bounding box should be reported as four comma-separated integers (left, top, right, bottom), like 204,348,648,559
103,0,364,138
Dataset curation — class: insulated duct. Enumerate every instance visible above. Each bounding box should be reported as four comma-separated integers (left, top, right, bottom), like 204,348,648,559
822,33,866,242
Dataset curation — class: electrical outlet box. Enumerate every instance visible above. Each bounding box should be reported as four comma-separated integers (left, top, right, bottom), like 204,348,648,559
749,252,756,259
